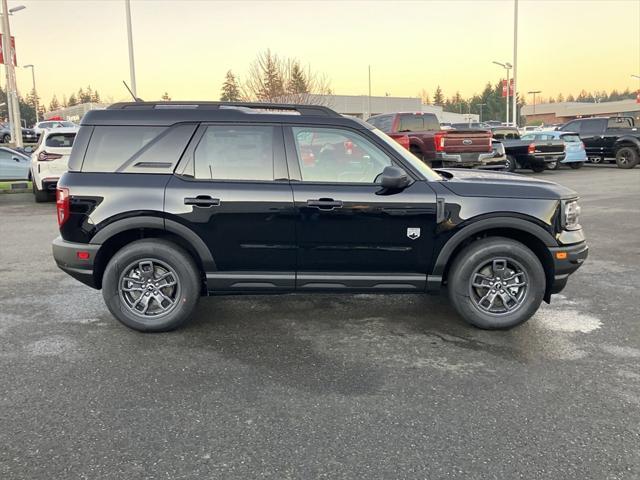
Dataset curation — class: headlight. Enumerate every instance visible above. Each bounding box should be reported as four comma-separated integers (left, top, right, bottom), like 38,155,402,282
563,199,581,230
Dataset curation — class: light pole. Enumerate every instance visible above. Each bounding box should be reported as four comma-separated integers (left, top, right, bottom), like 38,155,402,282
1,1,25,146
23,64,37,122
476,103,486,123
512,0,518,127
493,60,512,125
125,0,137,97
528,90,541,114
367,65,371,118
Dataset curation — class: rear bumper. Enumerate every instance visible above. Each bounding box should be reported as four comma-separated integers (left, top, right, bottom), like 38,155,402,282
548,240,589,294
52,236,101,289
526,154,565,166
436,151,504,168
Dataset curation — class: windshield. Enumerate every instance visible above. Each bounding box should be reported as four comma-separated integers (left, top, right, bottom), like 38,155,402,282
370,128,442,181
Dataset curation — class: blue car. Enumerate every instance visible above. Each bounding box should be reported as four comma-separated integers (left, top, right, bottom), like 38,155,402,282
521,131,587,170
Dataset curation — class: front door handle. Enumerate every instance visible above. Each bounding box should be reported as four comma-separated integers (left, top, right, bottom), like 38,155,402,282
184,195,220,207
306,198,343,210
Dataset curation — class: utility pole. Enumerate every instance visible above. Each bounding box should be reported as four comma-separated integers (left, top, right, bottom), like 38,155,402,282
24,64,38,122
528,90,541,114
1,0,23,146
512,0,519,127
477,103,486,123
367,65,371,119
125,0,137,97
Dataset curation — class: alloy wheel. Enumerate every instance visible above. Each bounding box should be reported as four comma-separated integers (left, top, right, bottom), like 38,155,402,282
469,258,528,315
119,259,181,317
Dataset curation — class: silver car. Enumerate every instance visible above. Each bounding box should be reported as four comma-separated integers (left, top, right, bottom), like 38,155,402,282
0,147,31,180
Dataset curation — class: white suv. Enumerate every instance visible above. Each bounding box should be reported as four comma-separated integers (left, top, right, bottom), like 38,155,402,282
33,120,77,137
31,127,78,202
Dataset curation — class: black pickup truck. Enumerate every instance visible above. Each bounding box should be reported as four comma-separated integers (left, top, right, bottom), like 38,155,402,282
559,116,640,169
490,127,565,172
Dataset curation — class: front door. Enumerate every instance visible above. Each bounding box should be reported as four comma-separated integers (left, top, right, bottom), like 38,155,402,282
285,125,437,291
165,124,296,291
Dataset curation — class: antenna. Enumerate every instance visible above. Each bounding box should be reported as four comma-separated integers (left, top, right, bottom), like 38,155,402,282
122,80,143,102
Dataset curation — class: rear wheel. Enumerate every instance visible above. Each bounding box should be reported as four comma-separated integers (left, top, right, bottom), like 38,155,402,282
448,237,545,329
102,239,201,332
569,162,583,170
2,134,10,143
531,164,545,173
504,155,517,172
32,181,49,202
615,146,639,169
546,161,560,170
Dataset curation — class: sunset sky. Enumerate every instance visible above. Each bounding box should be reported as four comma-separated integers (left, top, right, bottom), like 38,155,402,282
5,0,640,106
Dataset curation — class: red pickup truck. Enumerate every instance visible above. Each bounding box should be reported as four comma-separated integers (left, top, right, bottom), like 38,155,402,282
367,112,506,169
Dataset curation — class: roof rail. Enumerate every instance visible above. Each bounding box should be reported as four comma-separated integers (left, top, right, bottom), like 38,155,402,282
107,101,341,117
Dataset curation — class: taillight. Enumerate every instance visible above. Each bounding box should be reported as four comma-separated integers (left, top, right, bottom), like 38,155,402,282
38,151,63,162
393,135,410,150
528,143,536,154
580,141,585,150
434,132,446,152
56,187,70,227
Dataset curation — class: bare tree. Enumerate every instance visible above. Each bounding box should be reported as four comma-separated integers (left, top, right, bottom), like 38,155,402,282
242,50,332,105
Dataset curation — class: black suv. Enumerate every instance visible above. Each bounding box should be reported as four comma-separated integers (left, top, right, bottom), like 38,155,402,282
52,102,588,332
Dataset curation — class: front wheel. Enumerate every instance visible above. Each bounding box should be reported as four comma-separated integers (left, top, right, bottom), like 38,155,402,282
33,181,49,202
2,134,10,143
615,146,639,169
102,239,201,332
448,237,545,329
569,162,583,170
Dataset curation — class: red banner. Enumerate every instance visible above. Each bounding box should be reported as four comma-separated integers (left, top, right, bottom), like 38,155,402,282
501,79,515,98
0,34,17,66
637,90,640,104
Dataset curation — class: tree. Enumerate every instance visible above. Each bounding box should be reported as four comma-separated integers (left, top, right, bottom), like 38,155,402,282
245,49,285,102
61,95,68,108
90,89,101,103
220,70,241,101
67,93,78,106
287,61,308,95
161,92,171,101
566,93,575,102
432,85,444,105
556,93,564,103
419,89,431,105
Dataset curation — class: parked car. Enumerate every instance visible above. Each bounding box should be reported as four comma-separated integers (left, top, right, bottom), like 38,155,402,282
30,127,78,202
33,120,78,137
491,127,565,172
0,123,38,144
52,101,587,333
522,131,586,169
559,116,640,169
367,112,505,169
0,146,31,180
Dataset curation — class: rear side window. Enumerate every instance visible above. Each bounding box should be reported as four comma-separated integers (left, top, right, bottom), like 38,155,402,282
367,115,393,133
608,117,633,129
45,133,76,148
561,134,580,142
193,125,275,181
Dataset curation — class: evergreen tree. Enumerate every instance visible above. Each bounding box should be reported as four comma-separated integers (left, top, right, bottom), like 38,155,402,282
556,93,564,103
287,61,309,94
220,70,241,101
258,50,285,101
432,85,444,105
566,94,575,102
68,93,77,106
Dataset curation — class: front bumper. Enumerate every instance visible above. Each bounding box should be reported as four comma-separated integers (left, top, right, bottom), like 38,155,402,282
436,151,505,168
548,240,589,294
52,236,101,289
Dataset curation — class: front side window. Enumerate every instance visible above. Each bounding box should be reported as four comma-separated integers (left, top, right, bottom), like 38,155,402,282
580,119,606,135
292,127,392,183
194,125,275,181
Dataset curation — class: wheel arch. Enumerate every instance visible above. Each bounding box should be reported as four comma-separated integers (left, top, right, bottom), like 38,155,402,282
433,217,557,302
90,216,215,291
614,137,640,153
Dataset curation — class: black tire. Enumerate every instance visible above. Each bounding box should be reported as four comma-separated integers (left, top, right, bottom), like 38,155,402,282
546,161,560,170
569,162,583,170
33,181,49,202
2,134,10,143
531,164,545,173
615,146,639,169
504,155,517,172
447,237,545,329
102,239,201,332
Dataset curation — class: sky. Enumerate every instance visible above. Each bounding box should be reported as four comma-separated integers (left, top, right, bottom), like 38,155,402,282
5,0,640,107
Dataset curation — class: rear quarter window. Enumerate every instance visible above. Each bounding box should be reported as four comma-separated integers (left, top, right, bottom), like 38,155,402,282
45,133,76,148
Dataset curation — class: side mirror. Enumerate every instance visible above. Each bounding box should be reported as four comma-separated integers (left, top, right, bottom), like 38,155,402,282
380,166,411,190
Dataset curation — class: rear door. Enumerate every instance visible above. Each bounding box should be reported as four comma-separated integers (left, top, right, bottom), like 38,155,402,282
285,124,437,291
164,123,296,291
0,148,29,179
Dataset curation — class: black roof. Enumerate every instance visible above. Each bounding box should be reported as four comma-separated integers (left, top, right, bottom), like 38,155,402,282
82,101,369,128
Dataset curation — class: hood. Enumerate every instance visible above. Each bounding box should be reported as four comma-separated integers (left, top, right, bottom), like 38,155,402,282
436,168,578,200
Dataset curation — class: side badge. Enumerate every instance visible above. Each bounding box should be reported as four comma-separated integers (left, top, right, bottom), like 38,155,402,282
407,227,421,240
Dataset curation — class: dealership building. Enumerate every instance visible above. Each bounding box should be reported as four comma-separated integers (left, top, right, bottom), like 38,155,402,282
521,99,640,125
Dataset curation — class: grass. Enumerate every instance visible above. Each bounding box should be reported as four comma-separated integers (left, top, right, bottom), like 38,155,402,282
0,180,32,193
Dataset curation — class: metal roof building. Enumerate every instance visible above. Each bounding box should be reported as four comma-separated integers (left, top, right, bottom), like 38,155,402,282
521,99,640,125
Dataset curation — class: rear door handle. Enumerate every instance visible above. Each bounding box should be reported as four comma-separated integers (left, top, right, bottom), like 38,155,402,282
184,195,220,207
306,198,343,210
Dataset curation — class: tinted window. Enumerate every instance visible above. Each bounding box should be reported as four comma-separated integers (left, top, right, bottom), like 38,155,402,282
194,125,274,181
492,129,520,140
607,117,634,129
45,132,76,148
82,126,165,172
580,119,606,135
292,127,392,183
367,115,393,133
521,134,535,141
398,114,439,132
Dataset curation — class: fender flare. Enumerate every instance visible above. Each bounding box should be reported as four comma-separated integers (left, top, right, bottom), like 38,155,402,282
90,215,216,272
613,136,640,152
431,216,557,278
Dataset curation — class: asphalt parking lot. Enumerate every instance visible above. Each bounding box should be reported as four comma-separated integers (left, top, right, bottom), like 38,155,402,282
1,165,639,479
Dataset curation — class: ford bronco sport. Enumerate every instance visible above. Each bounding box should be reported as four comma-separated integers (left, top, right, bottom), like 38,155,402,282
52,102,588,332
